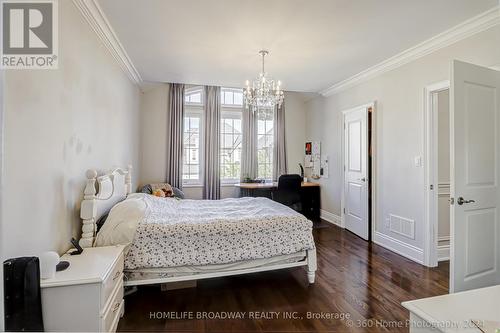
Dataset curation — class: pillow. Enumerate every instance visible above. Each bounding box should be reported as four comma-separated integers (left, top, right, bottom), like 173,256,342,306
140,184,153,194
94,196,147,247
172,187,185,199
139,183,185,199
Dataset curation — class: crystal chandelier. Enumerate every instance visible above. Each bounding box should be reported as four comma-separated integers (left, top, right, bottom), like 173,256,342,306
244,50,284,116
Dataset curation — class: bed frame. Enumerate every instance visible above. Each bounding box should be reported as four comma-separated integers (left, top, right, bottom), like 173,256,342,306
79,166,317,285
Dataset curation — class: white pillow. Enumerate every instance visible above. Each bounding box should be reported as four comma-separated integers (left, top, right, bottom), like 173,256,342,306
95,195,147,247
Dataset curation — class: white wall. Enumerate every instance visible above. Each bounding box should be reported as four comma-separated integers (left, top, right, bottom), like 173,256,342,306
1,0,141,262
437,90,450,251
437,90,450,185
139,87,309,199
284,91,309,175
305,25,500,263
139,84,169,186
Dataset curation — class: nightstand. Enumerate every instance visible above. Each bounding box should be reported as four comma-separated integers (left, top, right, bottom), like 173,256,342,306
40,245,125,332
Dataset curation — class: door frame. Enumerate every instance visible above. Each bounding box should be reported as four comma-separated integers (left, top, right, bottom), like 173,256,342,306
341,102,376,240
424,63,500,268
423,80,450,267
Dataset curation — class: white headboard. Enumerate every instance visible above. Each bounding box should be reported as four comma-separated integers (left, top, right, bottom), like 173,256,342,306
79,165,132,248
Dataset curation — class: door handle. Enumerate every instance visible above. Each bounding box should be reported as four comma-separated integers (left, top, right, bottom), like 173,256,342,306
457,197,475,205
360,177,367,182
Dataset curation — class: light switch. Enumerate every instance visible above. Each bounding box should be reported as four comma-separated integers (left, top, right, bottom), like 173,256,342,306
414,156,422,167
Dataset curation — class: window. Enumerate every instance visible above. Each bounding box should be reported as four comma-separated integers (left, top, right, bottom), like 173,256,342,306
185,88,202,105
219,88,243,183
183,114,202,183
221,88,243,107
182,87,272,184
257,112,274,180
183,87,203,185
220,112,242,183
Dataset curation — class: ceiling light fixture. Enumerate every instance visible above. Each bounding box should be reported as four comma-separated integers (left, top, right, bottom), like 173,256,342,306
244,50,284,116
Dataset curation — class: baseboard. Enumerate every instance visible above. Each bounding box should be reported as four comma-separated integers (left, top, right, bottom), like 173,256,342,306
437,244,450,262
373,231,424,264
320,210,342,227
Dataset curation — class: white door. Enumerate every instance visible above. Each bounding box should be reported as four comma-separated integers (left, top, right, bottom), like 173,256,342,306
450,60,500,293
343,106,369,240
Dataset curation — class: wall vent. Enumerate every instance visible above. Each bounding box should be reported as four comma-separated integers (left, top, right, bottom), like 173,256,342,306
389,214,415,239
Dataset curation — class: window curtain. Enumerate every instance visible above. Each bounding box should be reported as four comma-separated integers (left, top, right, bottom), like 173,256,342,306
241,106,258,181
166,83,185,189
203,86,221,199
273,100,288,181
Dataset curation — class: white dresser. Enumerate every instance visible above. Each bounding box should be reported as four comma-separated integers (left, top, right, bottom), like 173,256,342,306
402,285,500,333
40,245,125,332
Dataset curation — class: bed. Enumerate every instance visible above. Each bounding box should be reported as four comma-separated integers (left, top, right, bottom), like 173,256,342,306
79,166,317,287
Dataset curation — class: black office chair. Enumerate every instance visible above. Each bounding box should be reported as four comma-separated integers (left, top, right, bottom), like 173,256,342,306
272,174,302,212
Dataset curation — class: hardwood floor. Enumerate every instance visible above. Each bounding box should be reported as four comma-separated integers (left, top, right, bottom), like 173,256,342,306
118,221,449,332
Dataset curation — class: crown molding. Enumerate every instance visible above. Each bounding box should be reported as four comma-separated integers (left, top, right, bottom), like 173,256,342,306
320,6,500,97
72,0,142,85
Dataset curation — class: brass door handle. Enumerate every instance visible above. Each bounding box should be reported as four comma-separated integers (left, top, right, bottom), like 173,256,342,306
457,197,475,205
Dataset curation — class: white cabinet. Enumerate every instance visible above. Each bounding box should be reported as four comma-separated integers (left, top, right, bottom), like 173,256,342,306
40,246,125,332
402,285,500,333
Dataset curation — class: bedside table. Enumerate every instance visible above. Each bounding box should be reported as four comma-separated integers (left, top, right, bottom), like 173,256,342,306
40,245,125,332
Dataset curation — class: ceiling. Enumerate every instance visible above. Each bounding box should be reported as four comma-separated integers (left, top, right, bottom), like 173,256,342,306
98,0,498,92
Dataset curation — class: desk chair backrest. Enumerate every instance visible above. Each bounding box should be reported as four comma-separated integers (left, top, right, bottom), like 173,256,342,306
278,174,302,191
274,174,302,211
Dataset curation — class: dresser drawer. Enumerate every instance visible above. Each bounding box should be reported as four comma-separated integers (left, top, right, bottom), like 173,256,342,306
101,278,124,332
101,253,124,308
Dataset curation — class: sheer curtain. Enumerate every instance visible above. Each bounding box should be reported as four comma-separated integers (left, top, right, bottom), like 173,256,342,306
166,83,185,189
203,86,221,199
241,106,258,181
273,101,287,181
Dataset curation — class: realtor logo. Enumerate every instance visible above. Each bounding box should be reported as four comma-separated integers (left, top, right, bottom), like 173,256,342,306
1,0,58,69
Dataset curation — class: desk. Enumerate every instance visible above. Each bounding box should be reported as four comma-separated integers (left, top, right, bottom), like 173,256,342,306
235,182,320,189
235,182,321,219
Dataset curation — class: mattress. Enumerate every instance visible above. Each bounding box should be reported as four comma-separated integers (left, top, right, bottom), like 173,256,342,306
125,251,307,283
96,193,315,270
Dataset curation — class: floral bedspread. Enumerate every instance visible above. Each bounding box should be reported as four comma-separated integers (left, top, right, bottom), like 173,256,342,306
124,195,315,270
